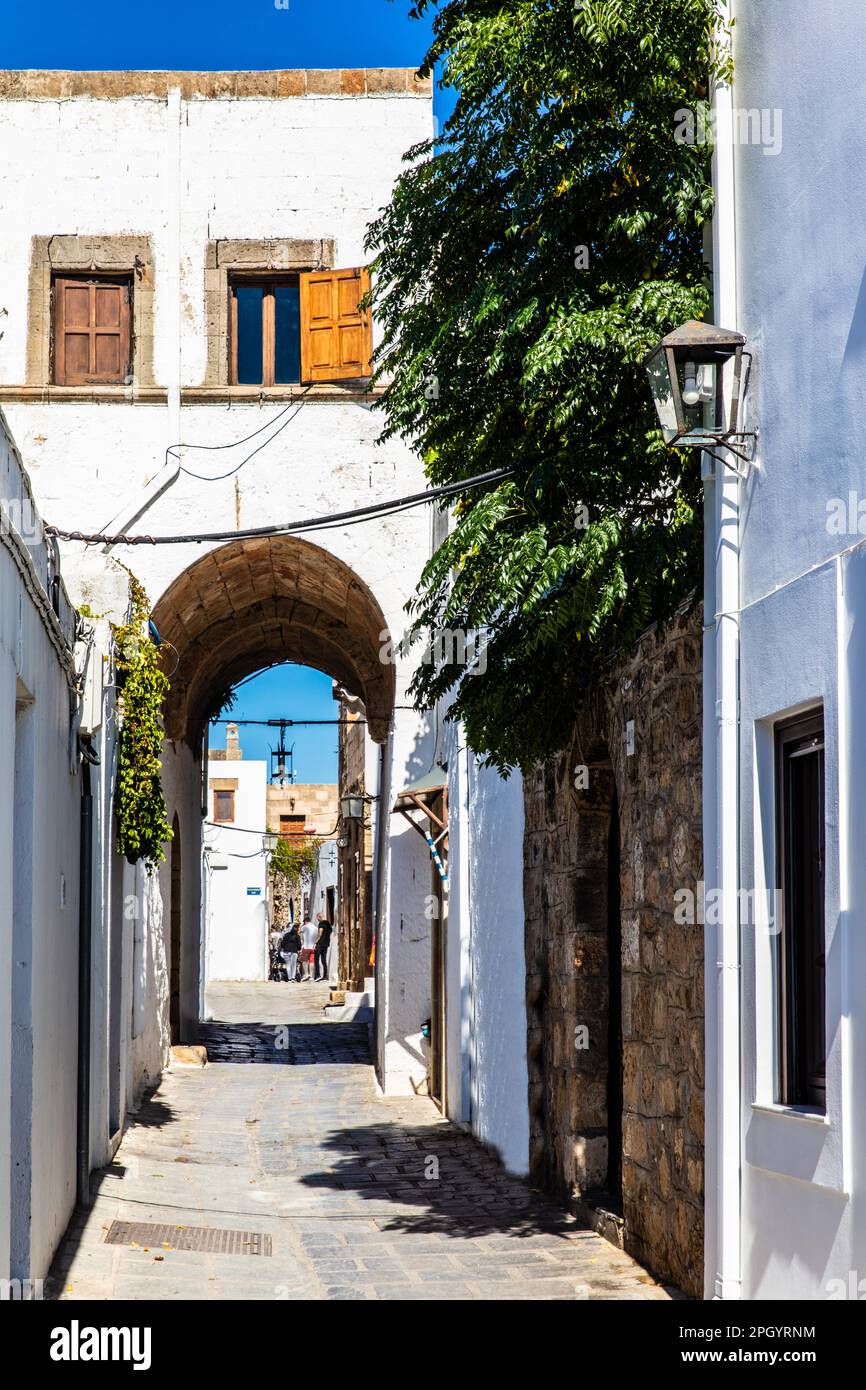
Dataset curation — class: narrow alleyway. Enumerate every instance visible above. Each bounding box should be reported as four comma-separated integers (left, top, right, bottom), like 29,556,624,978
50,984,671,1301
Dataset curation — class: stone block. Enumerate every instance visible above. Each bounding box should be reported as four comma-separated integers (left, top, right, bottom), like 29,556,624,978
571,1133,608,1191
341,70,367,95
277,71,307,97
307,70,342,96
170,1045,207,1067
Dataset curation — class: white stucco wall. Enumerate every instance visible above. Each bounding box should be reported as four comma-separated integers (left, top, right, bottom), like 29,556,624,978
0,415,81,1281
377,709,438,1095
443,725,530,1173
721,0,866,1298
0,76,434,1100
204,757,269,982
308,839,338,983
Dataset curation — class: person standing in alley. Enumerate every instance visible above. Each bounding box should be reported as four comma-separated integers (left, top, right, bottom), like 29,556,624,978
280,922,302,983
314,912,333,982
299,916,318,982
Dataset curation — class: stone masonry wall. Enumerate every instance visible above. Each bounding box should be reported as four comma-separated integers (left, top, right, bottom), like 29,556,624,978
524,604,704,1296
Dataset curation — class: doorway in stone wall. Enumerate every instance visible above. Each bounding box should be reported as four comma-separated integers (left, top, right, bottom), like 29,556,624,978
607,787,623,1205
524,741,625,1225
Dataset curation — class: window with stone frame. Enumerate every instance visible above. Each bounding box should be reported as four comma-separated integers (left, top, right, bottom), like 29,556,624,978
228,265,372,386
230,275,301,386
52,273,133,386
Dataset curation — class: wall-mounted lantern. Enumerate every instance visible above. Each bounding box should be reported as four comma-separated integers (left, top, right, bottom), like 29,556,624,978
644,319,750,451
262,830,279,854
340,794,366,823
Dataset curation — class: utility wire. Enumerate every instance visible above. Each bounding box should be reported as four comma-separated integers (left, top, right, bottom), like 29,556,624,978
44,467,515,546
209,718,364,726
204,819,344,839
174,389,313,482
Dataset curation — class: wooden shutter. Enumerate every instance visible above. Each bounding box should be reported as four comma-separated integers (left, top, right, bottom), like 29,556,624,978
299,267,372,384
54,276,131,386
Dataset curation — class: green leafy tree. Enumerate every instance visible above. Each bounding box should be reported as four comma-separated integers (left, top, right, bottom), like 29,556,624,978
369,0,731,772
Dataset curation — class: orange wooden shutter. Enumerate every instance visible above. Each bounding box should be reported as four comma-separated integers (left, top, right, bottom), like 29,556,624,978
54,277,131,386
299,267,372,384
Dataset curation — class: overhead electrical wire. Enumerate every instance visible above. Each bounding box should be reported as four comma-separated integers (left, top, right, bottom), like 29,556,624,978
172,388,314,482
203,818,343,840
209,717,362,726
44,466,516,547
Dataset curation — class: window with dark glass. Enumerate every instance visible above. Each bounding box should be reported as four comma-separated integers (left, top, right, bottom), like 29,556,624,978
230,276,301,386
776,710,826,1109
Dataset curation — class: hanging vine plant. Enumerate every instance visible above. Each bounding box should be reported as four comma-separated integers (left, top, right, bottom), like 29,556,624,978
270,832,323,890
113,571,173,867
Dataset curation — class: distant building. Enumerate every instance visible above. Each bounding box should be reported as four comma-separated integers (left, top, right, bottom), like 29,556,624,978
267,782,337,847
204,724,269,982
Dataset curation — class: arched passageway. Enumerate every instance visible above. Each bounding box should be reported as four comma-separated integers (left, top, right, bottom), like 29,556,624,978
152,535,395,746
149,534,397,1046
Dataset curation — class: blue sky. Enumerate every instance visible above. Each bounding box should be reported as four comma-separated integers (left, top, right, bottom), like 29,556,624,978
5,0,449,780
210,665,340,783
2,0,456,124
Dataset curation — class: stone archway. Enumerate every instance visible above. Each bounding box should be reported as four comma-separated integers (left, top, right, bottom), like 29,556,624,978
152,535,395,746
151,533,396,1041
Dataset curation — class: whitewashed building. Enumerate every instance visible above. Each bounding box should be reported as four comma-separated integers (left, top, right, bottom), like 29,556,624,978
0,410,112,1285
703,2,866,1300
0,67,441,1108
204,724,269,983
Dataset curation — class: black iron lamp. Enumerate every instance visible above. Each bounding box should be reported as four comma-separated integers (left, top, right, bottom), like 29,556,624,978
339,794,366,823
644,320,750,451
262,830,279,854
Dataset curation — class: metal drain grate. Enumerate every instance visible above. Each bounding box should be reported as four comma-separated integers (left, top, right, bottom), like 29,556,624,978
104,1220,272,1256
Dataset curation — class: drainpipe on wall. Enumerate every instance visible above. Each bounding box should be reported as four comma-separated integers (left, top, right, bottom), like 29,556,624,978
704,51,743,1301
76,760,94,1208
458,738,473,1128
371,738,390,1084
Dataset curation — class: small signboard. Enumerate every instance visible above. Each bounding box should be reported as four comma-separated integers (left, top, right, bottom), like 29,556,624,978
247,887,262,896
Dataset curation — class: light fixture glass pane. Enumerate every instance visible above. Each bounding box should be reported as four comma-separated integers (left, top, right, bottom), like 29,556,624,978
679,362,719,444
646,350,679,443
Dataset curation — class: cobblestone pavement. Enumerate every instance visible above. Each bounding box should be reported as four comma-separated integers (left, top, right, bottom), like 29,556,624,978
50,982,671,1301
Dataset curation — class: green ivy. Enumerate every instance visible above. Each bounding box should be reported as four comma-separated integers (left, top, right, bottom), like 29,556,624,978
112,572,173,867
270,833,322,890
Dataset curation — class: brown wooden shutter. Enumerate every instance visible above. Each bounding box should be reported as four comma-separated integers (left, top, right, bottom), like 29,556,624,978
54,276,131,385
299,267,372,384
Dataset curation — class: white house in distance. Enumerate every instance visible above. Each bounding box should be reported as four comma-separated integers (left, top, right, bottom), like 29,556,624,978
204,723,268,983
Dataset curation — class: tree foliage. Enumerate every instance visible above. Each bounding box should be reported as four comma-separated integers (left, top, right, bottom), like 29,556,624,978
368,0,731,772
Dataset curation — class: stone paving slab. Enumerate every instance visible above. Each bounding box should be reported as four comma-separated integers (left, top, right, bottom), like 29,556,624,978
49,981,671,1302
